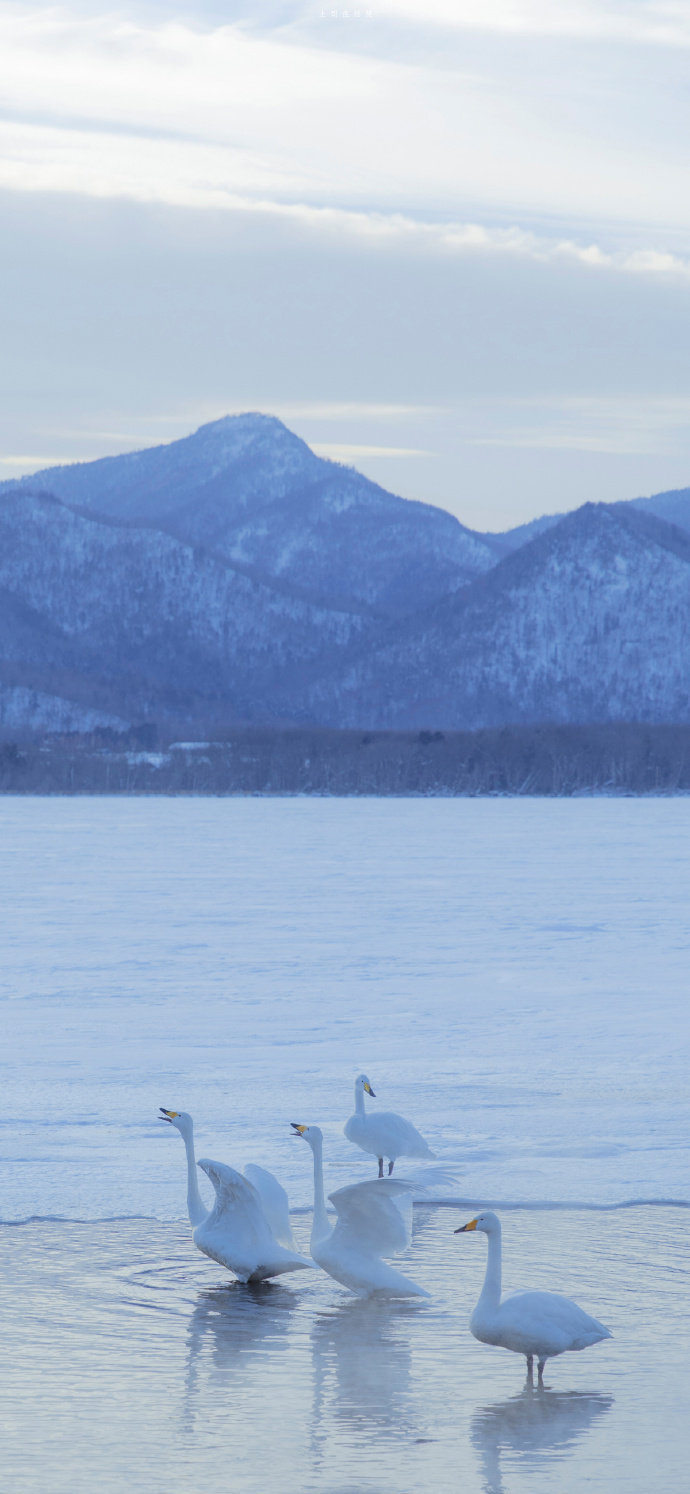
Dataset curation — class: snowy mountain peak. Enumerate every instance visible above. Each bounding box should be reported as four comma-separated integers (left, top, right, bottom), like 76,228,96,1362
191,411,309,457
195,411,293,438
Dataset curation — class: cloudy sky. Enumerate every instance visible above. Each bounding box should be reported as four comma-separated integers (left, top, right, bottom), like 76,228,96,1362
2,0,690,529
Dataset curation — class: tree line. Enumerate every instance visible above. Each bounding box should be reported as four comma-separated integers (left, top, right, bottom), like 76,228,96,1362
1,721,690,795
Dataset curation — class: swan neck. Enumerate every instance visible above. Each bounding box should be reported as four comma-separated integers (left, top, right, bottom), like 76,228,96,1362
354,1082,366,1117
310,1136,330,1244
479,1226,502,1309
183,1126,207,1227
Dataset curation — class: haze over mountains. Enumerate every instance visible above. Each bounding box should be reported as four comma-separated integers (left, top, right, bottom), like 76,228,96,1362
1,413,690,734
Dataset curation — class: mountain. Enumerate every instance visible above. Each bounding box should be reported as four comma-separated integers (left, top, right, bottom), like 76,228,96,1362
3,415,690,739
483,512,565,553
0,415,500,618
491,484,690,554
0,487,373,732
304,503,690,729
627,484,690,531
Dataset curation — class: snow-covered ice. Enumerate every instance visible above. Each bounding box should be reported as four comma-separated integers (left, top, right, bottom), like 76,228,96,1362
2,796,688,1221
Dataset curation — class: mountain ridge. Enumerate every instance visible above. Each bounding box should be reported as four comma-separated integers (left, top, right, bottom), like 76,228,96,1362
2,413,690,735
0,414,499,619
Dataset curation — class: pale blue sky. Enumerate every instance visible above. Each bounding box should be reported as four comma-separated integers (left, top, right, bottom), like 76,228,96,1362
2,0,690,529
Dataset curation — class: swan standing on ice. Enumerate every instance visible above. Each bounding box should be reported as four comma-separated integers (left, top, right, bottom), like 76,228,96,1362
455,1211,612,1380
344,1074,435,1177
291,1122,430,1298
159,1108,312,1282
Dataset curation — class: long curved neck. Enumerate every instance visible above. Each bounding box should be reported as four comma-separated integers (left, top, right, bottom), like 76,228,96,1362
181,1126,207,1227
354,1082,366,1118
479,1226,502,1310
310,1137,330,1244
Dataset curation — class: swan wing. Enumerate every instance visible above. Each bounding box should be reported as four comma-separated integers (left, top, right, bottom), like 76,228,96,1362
346,1110,434,1159
328,1178,414,1258
243,1164,296,1248
497,1291,612,1353
197,1158,274,1253
378,1112,433,1154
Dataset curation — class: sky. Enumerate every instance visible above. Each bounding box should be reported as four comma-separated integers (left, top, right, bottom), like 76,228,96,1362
2,1,690,530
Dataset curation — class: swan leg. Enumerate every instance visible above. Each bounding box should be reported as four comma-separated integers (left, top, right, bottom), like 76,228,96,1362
526,1355,534,1382
378,1157,384,1178
388,1160,395,1176
537,1357,547,1382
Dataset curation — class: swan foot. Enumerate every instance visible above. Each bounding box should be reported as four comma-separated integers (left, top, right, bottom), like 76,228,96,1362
537,1357,547,1383
388,1160,395,1175
526,1355,534,1382
378,1157,384,1178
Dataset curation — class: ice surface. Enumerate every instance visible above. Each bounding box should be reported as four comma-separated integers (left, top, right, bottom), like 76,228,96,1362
1,797,689,1493
1,796,688,1222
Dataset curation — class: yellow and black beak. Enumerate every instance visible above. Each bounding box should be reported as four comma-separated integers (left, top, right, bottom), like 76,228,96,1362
455,1218,478,1233
291,1123,308,1135
159,1108,178,1123
364,1082,376,1097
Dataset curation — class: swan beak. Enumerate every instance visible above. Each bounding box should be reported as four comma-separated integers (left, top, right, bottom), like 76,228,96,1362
159,1108,178,1122
455,1218,478,1233
291,1123,308,1135
364,1083,376,1096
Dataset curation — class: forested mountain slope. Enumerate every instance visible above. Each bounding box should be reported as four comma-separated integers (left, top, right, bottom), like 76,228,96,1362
305,504,690,728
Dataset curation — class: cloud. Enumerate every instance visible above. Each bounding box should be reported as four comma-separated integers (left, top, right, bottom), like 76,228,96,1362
311,442,429,459
463,396,690,456
268,401,438,420
1,115,689,285
2,3,690,234
377,0,690,47
0,453,68,469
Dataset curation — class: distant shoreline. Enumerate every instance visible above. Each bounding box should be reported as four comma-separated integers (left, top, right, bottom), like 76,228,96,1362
2,721,690,797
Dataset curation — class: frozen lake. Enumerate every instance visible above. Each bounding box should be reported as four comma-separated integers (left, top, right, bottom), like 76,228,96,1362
1,797,689,1491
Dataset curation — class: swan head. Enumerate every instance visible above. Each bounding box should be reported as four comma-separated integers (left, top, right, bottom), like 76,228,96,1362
159,1107,194,1140
355,1074,376,1097
455,1210,501,1236
290,1123,323,1151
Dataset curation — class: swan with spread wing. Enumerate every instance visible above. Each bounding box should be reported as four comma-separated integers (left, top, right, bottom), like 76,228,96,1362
292,1122,429,1298
159,1107,312,1282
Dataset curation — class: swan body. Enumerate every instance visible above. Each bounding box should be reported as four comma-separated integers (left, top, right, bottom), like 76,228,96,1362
344,1074,435,1177
195,1158,312,1282
456,1212,612,1379
292,1122,430,1298
159,1108,311,1281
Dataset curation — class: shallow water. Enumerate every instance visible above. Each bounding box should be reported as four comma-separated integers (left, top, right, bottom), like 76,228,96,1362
1,797,689,1491
2,1207,687,1493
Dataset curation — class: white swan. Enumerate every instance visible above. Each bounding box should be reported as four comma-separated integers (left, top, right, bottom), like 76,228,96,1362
455,1211,612,1380
159,1107,312,1281
344,1074,435,1177
291,1122,430,1298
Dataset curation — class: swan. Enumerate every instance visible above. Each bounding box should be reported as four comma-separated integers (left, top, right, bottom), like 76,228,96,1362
194,1157,313,1282
344,1074,435,1177
455,1211,612,1380
291,1122,430,1298
159,1107,312,1281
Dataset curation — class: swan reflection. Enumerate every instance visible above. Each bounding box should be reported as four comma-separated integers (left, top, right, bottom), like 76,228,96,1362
310,1296,422,1439
182,1282,297,1427
471,1383,613,1494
